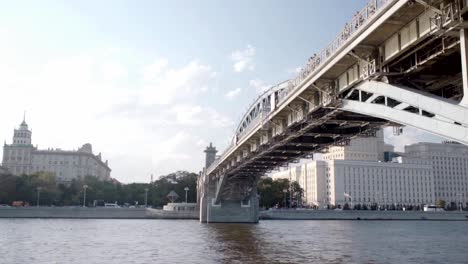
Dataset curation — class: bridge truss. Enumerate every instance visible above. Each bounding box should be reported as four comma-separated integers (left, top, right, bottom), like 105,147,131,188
199,0,468,222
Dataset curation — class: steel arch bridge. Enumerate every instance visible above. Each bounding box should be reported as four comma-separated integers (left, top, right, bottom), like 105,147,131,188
199,0,468,223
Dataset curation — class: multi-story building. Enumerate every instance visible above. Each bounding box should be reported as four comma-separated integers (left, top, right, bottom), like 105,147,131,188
1,118,111,183
0,165,9,175
323,130,394,162
405,142,468,206
327,158,434,207
270,130,439,208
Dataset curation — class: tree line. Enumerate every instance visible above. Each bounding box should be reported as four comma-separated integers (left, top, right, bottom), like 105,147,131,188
257,177,303,209
0,171,198,207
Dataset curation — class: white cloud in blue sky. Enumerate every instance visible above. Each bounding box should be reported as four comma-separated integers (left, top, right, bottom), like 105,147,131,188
0,0,445,182
230,45,256,73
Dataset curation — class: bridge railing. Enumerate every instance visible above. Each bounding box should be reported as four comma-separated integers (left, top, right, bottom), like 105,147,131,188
278,0,392,107
207,0,393,175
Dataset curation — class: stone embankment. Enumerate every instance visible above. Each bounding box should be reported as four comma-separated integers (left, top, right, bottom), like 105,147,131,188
0,207,148,219
2,207,467,221
260,209,468,221
0,207,198,219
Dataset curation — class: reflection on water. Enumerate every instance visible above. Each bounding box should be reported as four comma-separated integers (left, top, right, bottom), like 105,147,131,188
0,219,467,264
204,224,268,263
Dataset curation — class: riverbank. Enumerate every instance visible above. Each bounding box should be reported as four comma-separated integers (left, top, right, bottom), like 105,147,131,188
0,207,197,219
260,209,468,221
2,207,468,221
0,207,148,219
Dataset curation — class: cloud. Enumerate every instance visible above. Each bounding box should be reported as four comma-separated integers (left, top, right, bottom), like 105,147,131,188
0,48,232,183
249,79,271,94
230,45,255,73
141,60,217,105
287,66,302,75
383,127,443,152
143,58,168,81
225,88,242,100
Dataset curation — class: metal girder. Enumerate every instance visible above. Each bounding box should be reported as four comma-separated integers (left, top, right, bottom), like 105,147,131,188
274,145,319,152
262,151,303,157
290,136,336,144
341,81,468,144
271,149,304,154
414,0,443,15
354,81,468,126
302,132,341,138
284,143,320,147
310,83,332,95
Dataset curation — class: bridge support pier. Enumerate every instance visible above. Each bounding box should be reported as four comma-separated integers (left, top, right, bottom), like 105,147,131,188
199,184,259,223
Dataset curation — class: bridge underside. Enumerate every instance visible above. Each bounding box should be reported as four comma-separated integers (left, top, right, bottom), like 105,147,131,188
199,0,468,223
199,109,391,223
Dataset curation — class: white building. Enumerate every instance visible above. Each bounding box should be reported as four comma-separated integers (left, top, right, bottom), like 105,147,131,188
270,130,439,208
323,130,394,162
405,142,468,206
327,158,434,207
0,165,9,175
2,118,111,182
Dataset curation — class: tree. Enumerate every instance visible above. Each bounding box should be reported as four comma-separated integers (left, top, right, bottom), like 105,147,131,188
436,199,446,208
0,170,199,207
257,177,291,209
343,203,350,210
290,181,304,208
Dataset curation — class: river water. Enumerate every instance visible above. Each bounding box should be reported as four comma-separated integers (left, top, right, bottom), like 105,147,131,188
0,219,467,264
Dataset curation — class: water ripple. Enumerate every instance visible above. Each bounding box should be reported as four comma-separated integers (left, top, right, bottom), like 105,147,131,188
0,219,467,264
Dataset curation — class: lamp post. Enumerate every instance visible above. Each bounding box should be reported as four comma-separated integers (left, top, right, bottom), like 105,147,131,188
36,187,42,207
458,193,463,211
144,188,149,207
83,185,88,207
184,187,190,203
283,188,288,208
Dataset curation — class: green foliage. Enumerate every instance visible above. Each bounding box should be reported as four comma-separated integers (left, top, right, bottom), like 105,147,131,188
150,171,198,207
257,177,303,209
436,199,446,208
0,170,198,207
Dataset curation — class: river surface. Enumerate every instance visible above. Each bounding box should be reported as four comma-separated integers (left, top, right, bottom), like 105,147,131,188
0,219,467,264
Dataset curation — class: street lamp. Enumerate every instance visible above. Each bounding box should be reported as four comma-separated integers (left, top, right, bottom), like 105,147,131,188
83,185,88,207
144,188,149,207
36,187,42,207
184,187,189,203
283,189,288,208
457,193,463,211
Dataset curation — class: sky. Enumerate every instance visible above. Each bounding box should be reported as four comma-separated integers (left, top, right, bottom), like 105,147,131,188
0,0,444,183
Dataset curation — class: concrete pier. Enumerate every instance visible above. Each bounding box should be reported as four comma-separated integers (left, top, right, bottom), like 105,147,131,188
199,188,259,223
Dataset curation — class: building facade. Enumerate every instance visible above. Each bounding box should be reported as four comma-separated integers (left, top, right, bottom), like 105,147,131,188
405,142,468,206
270,130,445,208
327,158,434,207
0,165,9,175
1,119,111,182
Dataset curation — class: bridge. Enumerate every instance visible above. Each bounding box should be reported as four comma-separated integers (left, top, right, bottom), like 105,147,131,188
198,0,468,223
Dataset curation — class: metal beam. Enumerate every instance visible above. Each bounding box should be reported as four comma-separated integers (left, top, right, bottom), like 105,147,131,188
414,0,443,15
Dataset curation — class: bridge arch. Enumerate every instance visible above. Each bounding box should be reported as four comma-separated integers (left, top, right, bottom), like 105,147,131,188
341,80,468,144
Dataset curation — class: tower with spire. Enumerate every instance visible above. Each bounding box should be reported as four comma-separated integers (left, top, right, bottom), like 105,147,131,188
204,142,218,168
2,113,111,181
12,112,32,146
2,114,35,175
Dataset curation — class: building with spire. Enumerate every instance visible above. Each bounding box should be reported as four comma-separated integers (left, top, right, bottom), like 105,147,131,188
1,117,111,183
204,142,217,169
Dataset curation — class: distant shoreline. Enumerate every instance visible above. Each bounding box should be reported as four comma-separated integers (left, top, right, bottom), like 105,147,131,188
260,209,468,221
1,207,468,221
